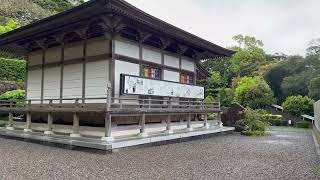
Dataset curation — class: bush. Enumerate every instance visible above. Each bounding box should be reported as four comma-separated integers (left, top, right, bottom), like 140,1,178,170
262,114,283,126
244,130,265,136
282,96,314,116
235,108,269,136
0,89,25,100
233,76,275,109
0,81,25,94
0,58,26,82
0,121,6,127
295,121,310,128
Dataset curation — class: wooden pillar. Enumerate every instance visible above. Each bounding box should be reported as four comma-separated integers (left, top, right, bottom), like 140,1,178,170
6,101,14,130
70,99,81,137
24,100,32,132
102,82,113,142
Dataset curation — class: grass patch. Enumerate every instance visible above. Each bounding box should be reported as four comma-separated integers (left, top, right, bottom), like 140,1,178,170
296,121,310,128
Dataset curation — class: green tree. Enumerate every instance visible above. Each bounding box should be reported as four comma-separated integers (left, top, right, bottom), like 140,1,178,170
233,76,275,109
230,35,267,77
281,71,313,98
32,0,84,13
282,95,314,116
0,19,20,35
308,77,320,100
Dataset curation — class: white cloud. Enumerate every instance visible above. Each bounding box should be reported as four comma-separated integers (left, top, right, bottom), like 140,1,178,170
125,0,320,56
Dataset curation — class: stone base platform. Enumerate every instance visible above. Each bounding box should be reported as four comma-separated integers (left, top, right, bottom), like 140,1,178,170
0,124,235,152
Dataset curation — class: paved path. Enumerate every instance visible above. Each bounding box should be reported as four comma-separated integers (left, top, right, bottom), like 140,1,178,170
0,127,319,179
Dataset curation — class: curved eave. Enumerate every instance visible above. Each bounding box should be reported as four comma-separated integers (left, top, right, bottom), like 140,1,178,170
0,0,235,57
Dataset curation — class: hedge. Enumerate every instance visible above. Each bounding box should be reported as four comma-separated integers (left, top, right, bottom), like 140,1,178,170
0,58,26,82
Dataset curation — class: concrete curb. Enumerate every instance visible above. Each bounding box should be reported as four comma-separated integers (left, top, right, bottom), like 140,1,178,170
312,130,320,158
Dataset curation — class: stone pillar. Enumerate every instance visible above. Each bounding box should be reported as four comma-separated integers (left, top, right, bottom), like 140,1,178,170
102,82,113,142
187,113,193,131
44,100,54,135
218,112,223,128
204,113,210,129
24,112,32,132
6,101,14,130
139,113,148,137
165,114,173,134
70,112,81,137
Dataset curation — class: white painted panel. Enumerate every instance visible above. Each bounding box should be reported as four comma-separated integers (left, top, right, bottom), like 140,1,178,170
86,39,110,56
64,44,83,60
123,75,204,99
45,47,61,63
27,69,42,100
63,63,83,102
28,52,42,66
142,47,161,64
114,40,139,59
181,58,195,72
164,54,179,68
85,60,109,103
43,67,60,103
163,70,180,82
115,60,140,104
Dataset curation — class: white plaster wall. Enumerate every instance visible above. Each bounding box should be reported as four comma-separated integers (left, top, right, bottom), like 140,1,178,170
114,40,139,59
114,60,140,104
64,44,84,60
28,51,42,66
63,63,83,103
43,67,61,103
85,60,109,103
27,69,42,101
163,70,180,82
181,58,195,72
142,47,161,64
86,39,110,57
164,54,179,68
45,47,61,64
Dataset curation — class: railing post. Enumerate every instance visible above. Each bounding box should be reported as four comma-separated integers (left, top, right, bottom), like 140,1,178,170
165,97,173,134
70,99,81,137
102,82,113,142
44,100,54,135
24,100,32,132
6,101,14,130
148,97,151,109
218,111,223,128
139,113,148,137
187,113,193,131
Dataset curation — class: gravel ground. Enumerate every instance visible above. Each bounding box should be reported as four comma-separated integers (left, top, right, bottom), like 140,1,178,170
0,127,319,180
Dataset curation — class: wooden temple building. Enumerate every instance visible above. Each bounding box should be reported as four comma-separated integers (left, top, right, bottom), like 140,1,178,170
0,0,234,146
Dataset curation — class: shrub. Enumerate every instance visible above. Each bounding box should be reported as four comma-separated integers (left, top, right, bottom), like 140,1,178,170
0,89,25,100
244,130,265,136
295,121,310,128
235,108,269,136
0,121,6,127
282,95,314,116
0,81,25,94
262,114,283,126
0,58,26,82
233,76,275,109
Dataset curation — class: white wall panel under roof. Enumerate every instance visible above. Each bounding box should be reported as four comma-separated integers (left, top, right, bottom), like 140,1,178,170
163,70,180,82
27,69,42,101
45,46,61,64
28,51,42,66
64,44,84,60
85,60,109,103
114,60,140,104
142,47,161,64
86,39,110,57
43,67,61,103
164,54,179,68
63,63,83,103
181,58,195,72
114,40,139,59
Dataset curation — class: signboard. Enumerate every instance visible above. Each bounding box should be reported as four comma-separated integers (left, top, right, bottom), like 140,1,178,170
121,74,205,99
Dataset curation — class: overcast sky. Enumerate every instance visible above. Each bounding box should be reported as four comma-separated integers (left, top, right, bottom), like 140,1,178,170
125,0,320,56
